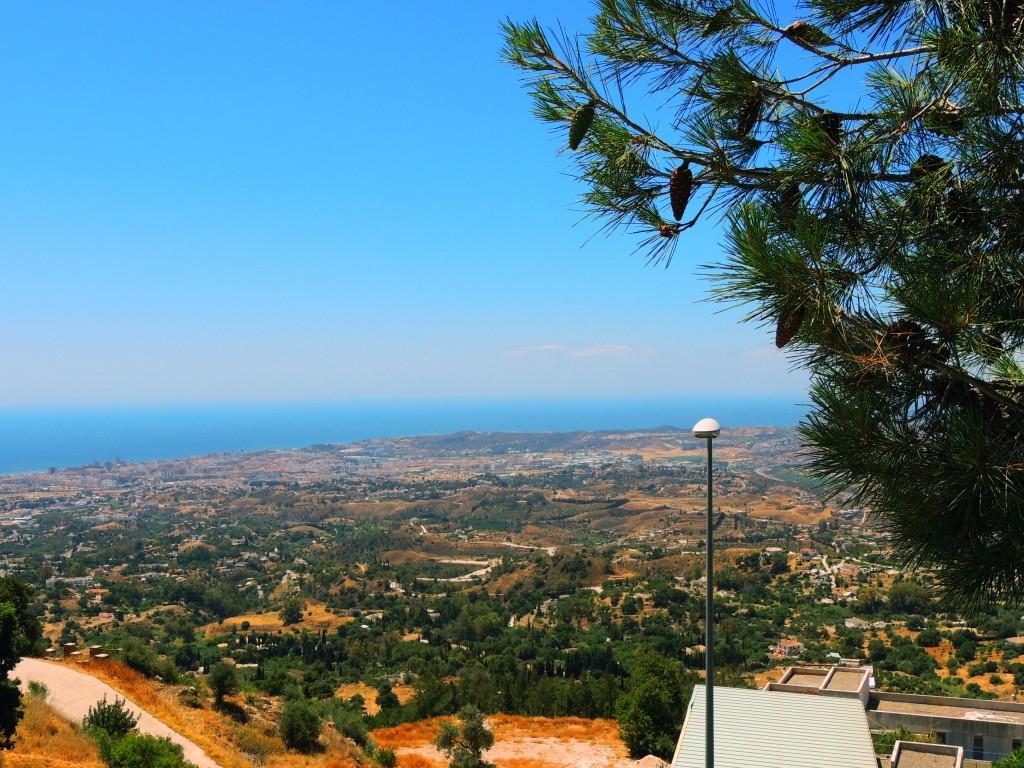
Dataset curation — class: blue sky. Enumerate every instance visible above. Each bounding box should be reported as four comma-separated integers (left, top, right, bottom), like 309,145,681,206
0,1,808,407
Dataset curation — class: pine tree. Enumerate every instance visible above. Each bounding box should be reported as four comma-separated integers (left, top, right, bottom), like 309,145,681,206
502,0,1024,611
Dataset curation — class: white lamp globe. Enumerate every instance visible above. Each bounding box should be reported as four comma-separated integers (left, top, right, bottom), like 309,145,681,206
692,418,721,439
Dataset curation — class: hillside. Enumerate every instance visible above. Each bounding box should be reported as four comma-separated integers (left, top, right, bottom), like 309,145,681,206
7,659,645,768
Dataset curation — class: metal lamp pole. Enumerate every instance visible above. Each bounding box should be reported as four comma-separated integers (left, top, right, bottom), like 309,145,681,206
693,417,720,768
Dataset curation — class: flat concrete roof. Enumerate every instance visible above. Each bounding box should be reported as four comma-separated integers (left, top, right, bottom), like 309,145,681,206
786,671,827,687
891,742,962,768
874,699,1024,725
825,668,866,692
896,753,957,768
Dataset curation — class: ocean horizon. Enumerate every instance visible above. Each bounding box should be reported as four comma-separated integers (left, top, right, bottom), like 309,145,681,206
0,397,808,475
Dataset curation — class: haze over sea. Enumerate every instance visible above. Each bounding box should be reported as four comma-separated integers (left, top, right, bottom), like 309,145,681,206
0,397,806,475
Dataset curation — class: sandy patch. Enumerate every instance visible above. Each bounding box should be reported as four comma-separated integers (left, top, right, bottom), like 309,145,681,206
374,715,645,768
201,602,352,637
337,683,416,715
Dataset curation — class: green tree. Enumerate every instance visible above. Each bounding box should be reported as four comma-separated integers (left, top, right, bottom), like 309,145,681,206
615,650,697,759
916,628,942,647
433,705,495,768
888,581,933,614
0,576,43,748
206,662,239,705
280,597,303,626
279,698,322,753
503,0,1024,611
376,682,400,710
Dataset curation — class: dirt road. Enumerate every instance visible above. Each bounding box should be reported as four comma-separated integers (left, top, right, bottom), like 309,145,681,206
12,657,221,768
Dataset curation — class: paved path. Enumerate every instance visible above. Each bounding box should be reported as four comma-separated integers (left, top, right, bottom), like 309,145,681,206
13,657,221,768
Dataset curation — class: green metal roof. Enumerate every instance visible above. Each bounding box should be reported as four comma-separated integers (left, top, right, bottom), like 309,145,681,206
672,685,877,768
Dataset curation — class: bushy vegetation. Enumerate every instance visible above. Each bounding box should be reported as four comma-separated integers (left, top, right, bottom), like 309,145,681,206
433,706,494,768
873,726,936,755
83,695,192,768
278,697,322,753
995,747,1024,768
84,696,139,739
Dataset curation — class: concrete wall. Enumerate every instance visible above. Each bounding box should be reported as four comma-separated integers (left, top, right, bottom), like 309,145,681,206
868,694,1024,763
873,692,1024,715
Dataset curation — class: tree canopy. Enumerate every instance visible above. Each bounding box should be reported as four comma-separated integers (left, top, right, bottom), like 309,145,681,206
433,706,495,768
615,650,697,759
1,576,43,747
502,0,1024,610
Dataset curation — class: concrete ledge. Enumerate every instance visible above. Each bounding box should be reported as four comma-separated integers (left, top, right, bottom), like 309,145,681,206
891,740,963,768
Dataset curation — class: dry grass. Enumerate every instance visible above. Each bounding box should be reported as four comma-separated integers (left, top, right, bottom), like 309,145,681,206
487,715,621,745
201,601,354,637
395,755,439,768
498,760,553,768
70,658,250,768
7,693,103,768
263,725,363,768
373,716,632,768
372,719,451,749
336,683,416,716
59,657,375,767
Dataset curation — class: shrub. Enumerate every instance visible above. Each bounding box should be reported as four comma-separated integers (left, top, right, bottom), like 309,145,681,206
83,696,139,739
873,727,934,755
119,637,157,678
995,747,1024,768
207,662,240,703
26,681,48,699
333,708,371,750
375,748,397,768
915,629,941,648
234,725,282,765
106,732,191,768
279,698,322,753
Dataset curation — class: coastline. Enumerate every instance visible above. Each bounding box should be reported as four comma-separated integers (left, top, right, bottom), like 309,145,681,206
0,396,807,476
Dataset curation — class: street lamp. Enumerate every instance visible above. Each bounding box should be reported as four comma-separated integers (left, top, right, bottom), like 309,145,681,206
693,417,720,768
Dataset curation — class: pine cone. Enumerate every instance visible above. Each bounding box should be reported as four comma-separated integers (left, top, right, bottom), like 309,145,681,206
659,222,680,238
945,188,979,232
910,154,949,180
775,304,805,348
881,320,935,360
703,7,735,35
737,95,762,138
815,111,842,144
783,20,832,47
669,162,693,221
923,100,964,136
568,102,596,151
780,184,801,229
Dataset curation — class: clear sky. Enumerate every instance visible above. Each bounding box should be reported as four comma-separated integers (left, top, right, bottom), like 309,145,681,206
0,1,808,407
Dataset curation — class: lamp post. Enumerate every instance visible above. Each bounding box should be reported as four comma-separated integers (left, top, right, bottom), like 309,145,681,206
693,417,720,768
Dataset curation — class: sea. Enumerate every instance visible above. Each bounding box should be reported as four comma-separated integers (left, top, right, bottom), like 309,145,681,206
0,397,808,476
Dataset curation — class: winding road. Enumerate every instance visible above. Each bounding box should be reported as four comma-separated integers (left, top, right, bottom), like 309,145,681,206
13,657,221,768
